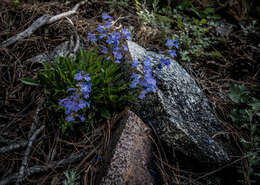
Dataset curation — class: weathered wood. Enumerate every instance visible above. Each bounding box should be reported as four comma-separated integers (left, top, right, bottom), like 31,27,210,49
0,15,51,48
15,125,45,185
0,141,28,154
0,0,88,48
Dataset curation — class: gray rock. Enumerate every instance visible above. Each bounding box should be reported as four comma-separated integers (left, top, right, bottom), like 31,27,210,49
126,40,236,163
25,34,80,64
99,109,154,185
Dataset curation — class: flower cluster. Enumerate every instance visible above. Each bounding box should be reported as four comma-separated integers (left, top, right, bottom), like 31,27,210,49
130,57,156,99
87,12,132,64
129,39,178,99
157,40,179,70
87,12,178,100
59,70,91,122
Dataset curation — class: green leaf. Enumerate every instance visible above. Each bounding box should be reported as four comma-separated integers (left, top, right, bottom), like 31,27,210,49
228,84,249,103
249,100,260,111
109,95,118,102
246,109,254,123
101,109,111,119
199,18,207,25
203,8,215,14
211,51,222,57
20,78,39,86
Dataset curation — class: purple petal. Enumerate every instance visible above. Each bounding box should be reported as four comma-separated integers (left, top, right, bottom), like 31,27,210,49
102,12,112,20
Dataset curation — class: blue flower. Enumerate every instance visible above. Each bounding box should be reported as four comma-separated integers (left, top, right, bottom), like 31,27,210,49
122,44,128,51
132,60,139,68
70,92,79,101
130,57,157,99
140,74,156,92
138,90,147,99
67,88,75,92
159,58,170,67
130,80,139,88
165,40,178,49
106,36,114,45
112,46,119,51
83,74,91,81
165,40,173,47
62,100,80,114
96,25,105,33
143,57,151,67
96,25,106,40
83,93,90,100
59,71,91,123
145,74,156,87
59,98,68,107
115,60,121,64
65,113,74,122
104,21,112,28
122,28,132,40
113,51,122,60
130,73,140,79
106,32,121,45
74,71,84,81
80,82,91,94
87,32,97,43
74,71,91,81
102,12,112,20
99,45,108,54
168,50,176,58
77,114,85,122
98,34,106,40
130,73,140,88
78,99,88,109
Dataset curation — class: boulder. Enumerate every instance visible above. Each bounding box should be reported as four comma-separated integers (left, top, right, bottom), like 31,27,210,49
99,109,154,185
126,40,237,164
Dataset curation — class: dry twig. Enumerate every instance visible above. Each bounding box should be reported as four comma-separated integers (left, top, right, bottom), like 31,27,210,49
0,0,88,48
0,141,28,154
0,152,86,185
15,125,45,185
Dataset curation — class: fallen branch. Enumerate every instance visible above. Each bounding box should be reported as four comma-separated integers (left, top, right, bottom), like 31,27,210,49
0,152,86,185
0,136,45,154
0,15,51,48
15,125,45,185
0,141,28,154
0,136,25,144
0,99,43,154
0,0,88,48
47,0,88,24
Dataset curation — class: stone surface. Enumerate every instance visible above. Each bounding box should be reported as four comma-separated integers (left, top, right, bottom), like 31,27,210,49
25,41,71,64
25,34,80,64
99,109,154,185
126,40,237,163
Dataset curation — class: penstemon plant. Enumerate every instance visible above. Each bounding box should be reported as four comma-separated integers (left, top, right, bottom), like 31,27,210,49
39,48,131,133
37,12,178,134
